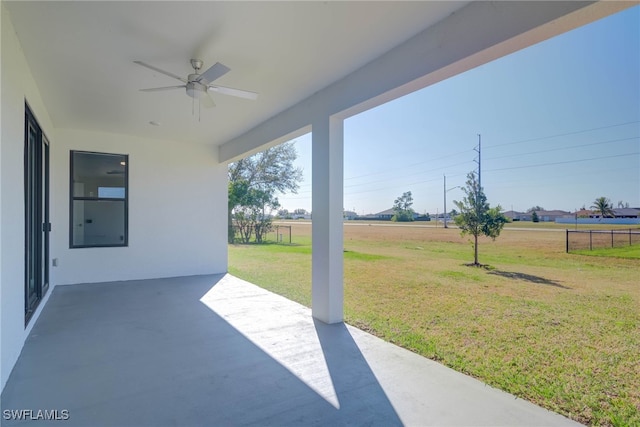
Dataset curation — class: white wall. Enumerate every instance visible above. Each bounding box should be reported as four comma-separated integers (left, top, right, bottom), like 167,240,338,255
1,4,228,391
51,129,228,285
1,3,56,390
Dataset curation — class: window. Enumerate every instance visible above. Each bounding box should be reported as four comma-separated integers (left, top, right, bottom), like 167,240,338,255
70,151,128,248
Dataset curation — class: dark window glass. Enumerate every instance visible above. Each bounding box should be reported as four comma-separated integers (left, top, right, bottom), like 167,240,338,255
70,151,128,248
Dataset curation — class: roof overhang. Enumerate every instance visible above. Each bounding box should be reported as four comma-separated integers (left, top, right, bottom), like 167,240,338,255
3,1,634,163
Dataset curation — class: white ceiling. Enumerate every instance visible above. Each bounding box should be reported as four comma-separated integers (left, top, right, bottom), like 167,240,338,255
5,1,469,147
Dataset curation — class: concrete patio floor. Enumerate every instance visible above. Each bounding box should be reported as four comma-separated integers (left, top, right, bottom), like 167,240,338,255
1,274,581,426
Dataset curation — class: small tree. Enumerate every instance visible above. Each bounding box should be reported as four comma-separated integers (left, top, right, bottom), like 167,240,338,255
591,196,615,218
454,171,507,266
230,182,280,243
527,206,544,213
531,211,539,222
228,141,302,243
392,191,414,222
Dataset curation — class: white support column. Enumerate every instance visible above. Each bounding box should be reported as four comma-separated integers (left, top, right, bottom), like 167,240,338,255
311,115,344,324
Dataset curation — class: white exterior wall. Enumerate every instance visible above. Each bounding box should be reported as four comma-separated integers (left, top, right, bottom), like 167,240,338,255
1,5,228,390
51,129,227,285
1,4,56,390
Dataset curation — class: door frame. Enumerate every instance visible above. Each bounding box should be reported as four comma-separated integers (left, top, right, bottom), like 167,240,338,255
24,103,50,325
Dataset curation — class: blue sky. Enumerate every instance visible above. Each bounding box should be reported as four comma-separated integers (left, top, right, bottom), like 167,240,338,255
276,6,639,215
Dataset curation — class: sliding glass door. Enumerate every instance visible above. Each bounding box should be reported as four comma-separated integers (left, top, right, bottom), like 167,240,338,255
25,105,50,324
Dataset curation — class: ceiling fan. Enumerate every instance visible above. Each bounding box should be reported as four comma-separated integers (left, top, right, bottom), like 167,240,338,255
134,59,258,109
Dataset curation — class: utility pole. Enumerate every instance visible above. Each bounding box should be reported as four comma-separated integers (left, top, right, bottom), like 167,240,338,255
473,134,481,192
472,134,482,265
444,174,447,228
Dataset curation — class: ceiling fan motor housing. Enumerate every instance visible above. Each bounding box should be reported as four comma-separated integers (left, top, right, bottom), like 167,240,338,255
190,58,203,72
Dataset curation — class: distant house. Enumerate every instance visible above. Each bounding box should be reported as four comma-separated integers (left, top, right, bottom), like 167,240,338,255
503,210,535,221
292,213,312,220
612,208,640,218
372,208,418,220
374,208,396,220
587,208,640,219
571,209,593,218
557,208,640,225
343,210,358,220
533,210,570,222
503,210,527,221
505,210,570,222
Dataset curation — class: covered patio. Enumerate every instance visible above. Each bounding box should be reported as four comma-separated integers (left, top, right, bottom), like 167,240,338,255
2,274,579,426
1,2,634,424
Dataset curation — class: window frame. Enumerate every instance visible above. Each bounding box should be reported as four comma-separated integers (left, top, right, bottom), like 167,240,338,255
69,150,129,248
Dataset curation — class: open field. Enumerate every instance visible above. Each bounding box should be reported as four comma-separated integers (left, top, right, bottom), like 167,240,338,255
228,223,640,426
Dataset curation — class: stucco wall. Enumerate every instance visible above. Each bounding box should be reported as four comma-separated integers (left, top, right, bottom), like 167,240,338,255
1,4,228,391
50,129,228,285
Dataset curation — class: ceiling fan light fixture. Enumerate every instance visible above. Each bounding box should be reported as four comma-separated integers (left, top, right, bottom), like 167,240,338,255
186,82,207,99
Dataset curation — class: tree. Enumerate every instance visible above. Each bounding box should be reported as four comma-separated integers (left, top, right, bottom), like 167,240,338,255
232,186,274,243
527,206,545,213
228,142,302,243
618,200,630,209
531,211,539,223
277,209,289,218
454,171,508,266
591,196,615,218
392,191,414,222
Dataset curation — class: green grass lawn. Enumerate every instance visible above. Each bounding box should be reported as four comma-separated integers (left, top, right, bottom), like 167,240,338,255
573,244,640,259
229,224,640,426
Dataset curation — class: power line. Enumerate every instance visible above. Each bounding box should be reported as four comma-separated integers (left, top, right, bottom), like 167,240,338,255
485,152,639,172
343,159,474,189
285,150,638,198
487,164,639,187
288,121,638,189
338,122,639,187
278,121,639,203
484,136,639,161
484,120,639,149
343,148,472,181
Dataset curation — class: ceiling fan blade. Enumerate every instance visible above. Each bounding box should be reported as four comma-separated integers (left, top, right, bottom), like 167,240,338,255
140,85,186,92
202,91,216,108
134,61,187,83
196,62,230,84
208,85,258,100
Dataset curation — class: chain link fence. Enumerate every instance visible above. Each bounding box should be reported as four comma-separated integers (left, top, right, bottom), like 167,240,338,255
566,229,640,252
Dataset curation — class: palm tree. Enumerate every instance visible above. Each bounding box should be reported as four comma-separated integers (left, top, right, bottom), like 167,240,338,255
591,197,615,218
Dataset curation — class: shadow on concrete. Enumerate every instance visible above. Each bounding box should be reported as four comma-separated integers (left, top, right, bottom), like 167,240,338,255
314,319,402,426
487,270,570,289
1,274,400,426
